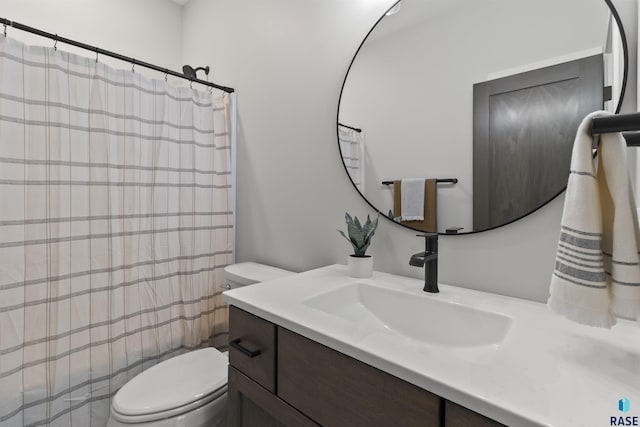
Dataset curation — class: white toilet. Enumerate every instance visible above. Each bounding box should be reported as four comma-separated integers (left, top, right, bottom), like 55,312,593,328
107,262,294,427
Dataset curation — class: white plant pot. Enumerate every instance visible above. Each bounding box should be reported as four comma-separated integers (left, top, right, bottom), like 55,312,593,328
347,255,373,278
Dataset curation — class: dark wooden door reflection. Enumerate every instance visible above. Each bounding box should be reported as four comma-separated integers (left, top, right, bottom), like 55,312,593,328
488,78,579,227
473,54,603,230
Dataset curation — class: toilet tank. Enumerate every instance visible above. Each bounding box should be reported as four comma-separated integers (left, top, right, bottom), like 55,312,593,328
223,262,294,288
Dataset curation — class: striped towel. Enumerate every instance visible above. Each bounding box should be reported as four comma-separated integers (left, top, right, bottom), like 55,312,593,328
598,118,640,322
548,111,640,328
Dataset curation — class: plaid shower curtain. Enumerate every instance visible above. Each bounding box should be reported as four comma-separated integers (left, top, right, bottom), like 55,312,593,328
0,36,234,426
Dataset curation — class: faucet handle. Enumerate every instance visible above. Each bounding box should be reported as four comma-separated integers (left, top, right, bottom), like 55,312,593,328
416,233,438,238
416,233,438,252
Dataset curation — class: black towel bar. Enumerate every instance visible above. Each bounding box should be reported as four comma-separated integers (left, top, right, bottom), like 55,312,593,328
338,123,362,133
592,113,640,146
382,178,458,185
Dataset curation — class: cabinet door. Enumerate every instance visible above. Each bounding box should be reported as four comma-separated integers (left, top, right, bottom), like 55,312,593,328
445,401,504,427
277,328,441,427
229,306,277,392
227,366,318,427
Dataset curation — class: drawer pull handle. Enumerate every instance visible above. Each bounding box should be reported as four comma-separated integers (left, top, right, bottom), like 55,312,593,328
230,339,262,358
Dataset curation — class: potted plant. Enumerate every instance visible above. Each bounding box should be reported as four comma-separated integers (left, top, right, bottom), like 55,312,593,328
338,213,378,278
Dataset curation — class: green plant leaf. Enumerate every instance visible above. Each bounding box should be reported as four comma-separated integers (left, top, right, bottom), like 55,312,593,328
362,215,372,236
345,212,353,225
340,212,379,256
340,228,360,254
363,215,378,243
357,240,371,256
347,217,365,248
337,229,351,244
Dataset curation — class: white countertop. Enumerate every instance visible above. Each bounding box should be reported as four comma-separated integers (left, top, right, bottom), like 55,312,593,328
223,265,640,427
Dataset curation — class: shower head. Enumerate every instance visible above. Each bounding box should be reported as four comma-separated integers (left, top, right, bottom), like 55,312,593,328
182,65,210,79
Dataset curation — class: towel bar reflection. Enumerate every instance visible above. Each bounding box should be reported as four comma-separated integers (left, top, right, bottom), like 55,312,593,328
338,123,362,133
382,178,458,185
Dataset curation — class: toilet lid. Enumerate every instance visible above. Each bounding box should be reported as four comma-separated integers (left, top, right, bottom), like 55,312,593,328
112,348,228,416
224,262,295,286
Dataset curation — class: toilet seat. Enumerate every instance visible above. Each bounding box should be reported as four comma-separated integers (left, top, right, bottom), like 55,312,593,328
111,347,228,423
110,385,227,424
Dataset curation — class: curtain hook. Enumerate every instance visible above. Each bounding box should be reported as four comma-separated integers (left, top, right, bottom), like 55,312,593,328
165,73,168,82
3,23,7,38
131,58,135,73
54,34,58,51
95,48,99,63
190,80,194,89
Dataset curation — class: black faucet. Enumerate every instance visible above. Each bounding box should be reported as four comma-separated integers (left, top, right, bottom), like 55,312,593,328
409,233,439,293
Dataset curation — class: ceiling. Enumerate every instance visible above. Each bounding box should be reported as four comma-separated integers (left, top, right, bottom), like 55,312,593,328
170,0,190,5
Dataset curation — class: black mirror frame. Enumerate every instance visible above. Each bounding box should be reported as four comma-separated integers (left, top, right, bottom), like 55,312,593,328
336,0,628,236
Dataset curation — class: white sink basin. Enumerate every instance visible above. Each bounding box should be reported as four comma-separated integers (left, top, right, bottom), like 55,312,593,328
303,282,512,347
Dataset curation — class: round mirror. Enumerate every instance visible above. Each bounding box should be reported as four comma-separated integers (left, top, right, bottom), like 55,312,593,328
337,0,627,235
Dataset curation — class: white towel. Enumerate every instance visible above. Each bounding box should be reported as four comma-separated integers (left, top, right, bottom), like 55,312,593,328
598,124,640,321
401,178,426,221
548,111,640,328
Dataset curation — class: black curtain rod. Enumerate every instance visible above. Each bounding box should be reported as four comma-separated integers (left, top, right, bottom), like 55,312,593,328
592,113,640,147
0,18,235,93
382,178,458,185
338,123,362,133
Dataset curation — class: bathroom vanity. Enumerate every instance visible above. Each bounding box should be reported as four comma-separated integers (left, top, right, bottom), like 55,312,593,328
223,265,640,427
227,305,499,426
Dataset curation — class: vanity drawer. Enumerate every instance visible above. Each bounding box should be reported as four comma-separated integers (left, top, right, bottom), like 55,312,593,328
229,306,277,393
277,327,441,426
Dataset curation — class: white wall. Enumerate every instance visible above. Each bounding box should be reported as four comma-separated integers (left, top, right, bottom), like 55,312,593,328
4,0,634,304
182,0,637,304
1,0,184,82
339,0,611,233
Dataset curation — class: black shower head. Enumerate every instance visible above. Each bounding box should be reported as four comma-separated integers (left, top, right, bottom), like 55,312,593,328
182,65,210,79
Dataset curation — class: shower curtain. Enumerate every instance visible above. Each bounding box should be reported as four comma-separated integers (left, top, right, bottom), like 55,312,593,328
0,37,234,426
338,124,365,192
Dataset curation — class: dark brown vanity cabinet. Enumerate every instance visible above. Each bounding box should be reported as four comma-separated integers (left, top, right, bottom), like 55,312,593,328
227,306,504,427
